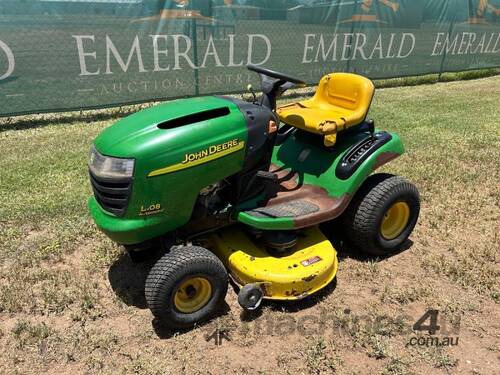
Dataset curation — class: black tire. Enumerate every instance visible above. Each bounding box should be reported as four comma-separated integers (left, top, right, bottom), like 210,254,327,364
145,246,228,328
343,173,420,255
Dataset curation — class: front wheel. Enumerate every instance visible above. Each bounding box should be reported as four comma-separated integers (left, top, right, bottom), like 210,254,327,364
145,246,228,328
343,173,420,255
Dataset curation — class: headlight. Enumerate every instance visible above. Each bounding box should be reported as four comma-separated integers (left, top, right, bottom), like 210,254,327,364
89,145,135,179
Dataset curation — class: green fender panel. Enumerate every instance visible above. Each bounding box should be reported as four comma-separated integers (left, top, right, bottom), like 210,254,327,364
236,130,404,230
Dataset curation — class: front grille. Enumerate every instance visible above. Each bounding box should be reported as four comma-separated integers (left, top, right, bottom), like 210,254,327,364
89,171,132,216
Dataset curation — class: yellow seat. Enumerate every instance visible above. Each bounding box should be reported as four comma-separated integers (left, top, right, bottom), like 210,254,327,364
277,73,375,147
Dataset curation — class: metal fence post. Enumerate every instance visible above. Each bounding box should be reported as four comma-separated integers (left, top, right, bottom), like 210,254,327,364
191,18,200,96
346,0,360,73
438,1,457,81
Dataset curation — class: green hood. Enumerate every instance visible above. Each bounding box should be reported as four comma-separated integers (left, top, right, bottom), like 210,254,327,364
94,96,241,159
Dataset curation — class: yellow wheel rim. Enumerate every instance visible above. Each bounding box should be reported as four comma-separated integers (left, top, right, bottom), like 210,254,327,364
380,202,410,240
173,277,212,313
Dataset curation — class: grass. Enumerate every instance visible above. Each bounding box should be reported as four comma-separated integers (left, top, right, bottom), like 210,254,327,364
0,76,499,374
373,68,500,88
302,336,342,374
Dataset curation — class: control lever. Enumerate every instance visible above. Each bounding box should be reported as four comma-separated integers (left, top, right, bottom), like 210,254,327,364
238,169,277,202
367,119,375,141
247,84,257,103
256,170,278,182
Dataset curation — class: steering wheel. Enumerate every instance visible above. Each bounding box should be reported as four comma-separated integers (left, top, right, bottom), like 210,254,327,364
247,64,306,86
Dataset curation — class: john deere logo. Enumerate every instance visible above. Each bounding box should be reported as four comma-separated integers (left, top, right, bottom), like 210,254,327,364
182,139,242,164
148,139,245,177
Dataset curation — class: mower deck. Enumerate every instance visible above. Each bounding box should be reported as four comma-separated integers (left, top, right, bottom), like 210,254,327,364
209,226,338,300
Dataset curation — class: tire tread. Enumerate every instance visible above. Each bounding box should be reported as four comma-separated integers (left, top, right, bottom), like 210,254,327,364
343,173,420,255
145,246,227,326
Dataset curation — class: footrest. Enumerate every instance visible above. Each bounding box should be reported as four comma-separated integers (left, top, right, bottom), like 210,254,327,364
236,164,351,230
245,199,319,218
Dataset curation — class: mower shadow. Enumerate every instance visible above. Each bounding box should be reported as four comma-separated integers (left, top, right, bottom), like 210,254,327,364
320,221,414,262
238,277,338,321
107,252,161,309
152,301,231,340
107,222,414,336
336,238,414,262
250,222,414,316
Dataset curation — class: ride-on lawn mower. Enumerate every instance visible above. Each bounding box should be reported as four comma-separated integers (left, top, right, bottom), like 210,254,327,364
88,65,420,328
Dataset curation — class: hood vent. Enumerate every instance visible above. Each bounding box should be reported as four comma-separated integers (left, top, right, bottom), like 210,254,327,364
157,107,230,129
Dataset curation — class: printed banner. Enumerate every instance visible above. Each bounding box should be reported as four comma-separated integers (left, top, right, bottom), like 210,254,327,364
0,0,499,116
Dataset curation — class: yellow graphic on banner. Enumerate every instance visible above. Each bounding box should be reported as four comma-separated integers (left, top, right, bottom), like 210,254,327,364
341,0,400,24
467,0,500,25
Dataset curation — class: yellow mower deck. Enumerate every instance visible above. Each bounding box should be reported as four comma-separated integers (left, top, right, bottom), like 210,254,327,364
209,226,338,300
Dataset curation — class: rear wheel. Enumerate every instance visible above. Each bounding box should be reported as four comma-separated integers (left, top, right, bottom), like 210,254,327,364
145,246,228,328
343,173,420,255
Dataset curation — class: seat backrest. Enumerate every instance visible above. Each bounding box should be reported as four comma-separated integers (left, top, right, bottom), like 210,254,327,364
314,73,374,114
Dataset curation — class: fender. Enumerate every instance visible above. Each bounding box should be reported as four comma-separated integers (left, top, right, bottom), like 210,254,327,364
330,130,404,199
336,131,396,180
235,129,405,230
269,128,405,201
